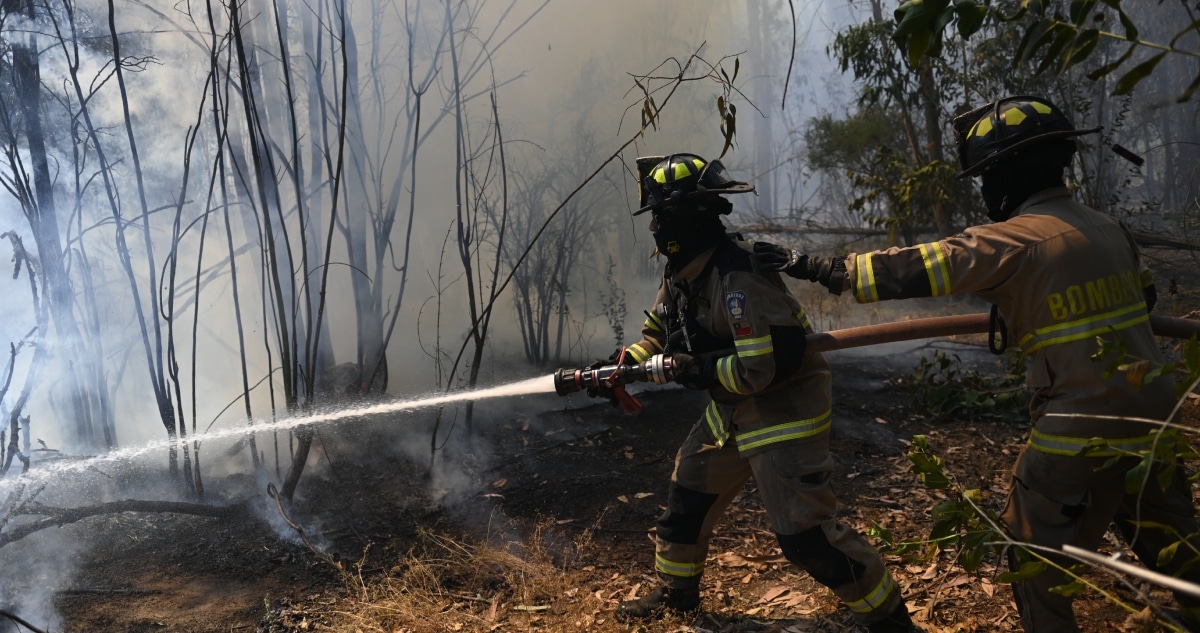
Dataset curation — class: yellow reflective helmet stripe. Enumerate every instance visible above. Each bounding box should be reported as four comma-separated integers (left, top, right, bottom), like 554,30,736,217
972,117,994,138
653,167,668,184
1030,101,1053,114
1003,107,1027,126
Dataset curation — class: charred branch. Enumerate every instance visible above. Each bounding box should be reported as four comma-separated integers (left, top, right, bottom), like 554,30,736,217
0,499,246,549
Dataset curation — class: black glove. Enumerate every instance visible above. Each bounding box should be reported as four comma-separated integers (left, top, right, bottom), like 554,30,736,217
752,242,846,295
752,241,802,272
671,352,716,391
585,350,633,405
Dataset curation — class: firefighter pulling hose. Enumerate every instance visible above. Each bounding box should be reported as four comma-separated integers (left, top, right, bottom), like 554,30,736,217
553,313,1200,405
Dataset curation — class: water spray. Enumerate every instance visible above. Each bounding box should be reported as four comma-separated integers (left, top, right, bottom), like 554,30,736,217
13,313,1199,491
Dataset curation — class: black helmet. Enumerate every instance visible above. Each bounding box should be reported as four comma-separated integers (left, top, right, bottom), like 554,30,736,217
633,153,754,216
952,95,1100,179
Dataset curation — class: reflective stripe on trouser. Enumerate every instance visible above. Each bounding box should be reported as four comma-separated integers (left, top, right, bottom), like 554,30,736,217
1028,427,1160,457
656,410,898,622
1001,448,1200,633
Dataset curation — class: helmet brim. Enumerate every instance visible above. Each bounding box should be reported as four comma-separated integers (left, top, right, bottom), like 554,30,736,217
632,183,755,215
956,126,1102,179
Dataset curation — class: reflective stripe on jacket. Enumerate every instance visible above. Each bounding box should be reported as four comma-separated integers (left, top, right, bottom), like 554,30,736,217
841,187,1174,444
629,239,832,455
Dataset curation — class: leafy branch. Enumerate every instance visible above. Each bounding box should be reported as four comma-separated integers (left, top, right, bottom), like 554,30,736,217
892,0,1200,101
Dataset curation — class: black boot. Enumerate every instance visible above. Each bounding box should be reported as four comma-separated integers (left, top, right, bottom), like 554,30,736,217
615,585,701,620
866,601,919,632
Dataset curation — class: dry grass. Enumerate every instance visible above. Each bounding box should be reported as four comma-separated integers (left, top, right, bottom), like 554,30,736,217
265,519,644,633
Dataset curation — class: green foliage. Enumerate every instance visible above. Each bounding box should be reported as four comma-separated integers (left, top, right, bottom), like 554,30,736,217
882,435,1006,572
900,333,1200,614
1091,333,1200,400
908,349,1027,422
892,0,1200,101
893,0,989,66
805,112,963,244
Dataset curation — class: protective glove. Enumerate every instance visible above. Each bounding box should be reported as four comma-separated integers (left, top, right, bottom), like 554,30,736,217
671,352,717,391
752,242,846,295
585,349,634,406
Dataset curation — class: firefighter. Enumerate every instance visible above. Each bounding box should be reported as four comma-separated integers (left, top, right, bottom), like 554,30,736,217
603,153,916,631
754,95,1200,632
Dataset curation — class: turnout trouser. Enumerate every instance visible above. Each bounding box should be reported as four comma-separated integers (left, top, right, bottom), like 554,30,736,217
1001,446,1200,633
652,411,901,624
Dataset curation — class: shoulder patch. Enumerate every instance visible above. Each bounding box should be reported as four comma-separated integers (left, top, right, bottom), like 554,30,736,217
726,291,747,322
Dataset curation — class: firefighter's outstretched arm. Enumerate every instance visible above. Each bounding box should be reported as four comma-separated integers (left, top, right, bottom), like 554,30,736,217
752,242,846,295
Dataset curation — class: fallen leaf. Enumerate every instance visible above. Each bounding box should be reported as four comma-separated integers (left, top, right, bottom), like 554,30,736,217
512,605,548,612
741,572,754,584
624,583,641,600
486,599,498,622
716,551,787,567
939,575,970,590
758,586,789,603
556,518,575,525
875,417,888,424
492,478,507,488
617,495,629,503
634,492,654,499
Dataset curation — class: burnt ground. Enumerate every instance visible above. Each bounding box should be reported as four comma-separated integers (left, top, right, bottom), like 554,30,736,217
8,329,1200,633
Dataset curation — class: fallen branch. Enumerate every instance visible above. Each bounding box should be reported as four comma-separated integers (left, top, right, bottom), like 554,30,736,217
1062,544,1200,599
266,483,343,571
0,609,47,633
0,499,244,549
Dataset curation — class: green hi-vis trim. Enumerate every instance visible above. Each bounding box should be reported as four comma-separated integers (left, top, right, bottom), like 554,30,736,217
918,241,952,297
1018,302,1147,354
846,571,897,615
736,409,832,452
734,335,773,358
855,252,879,303
716,356,745,394
704,401,730,447
655,553,703,578
1029,427,1160,457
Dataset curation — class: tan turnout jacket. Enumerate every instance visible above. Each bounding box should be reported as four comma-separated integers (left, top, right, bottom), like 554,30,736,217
624,238,831,455
841,187,1171,450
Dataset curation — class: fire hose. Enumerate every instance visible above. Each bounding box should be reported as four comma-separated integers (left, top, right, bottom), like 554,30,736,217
553,313,1200,412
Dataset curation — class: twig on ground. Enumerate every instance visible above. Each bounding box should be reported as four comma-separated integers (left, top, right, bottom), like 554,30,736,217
267,483,344,571
0,609,48,633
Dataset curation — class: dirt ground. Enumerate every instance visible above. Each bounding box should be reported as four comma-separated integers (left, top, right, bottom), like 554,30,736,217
7,246,1200,632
